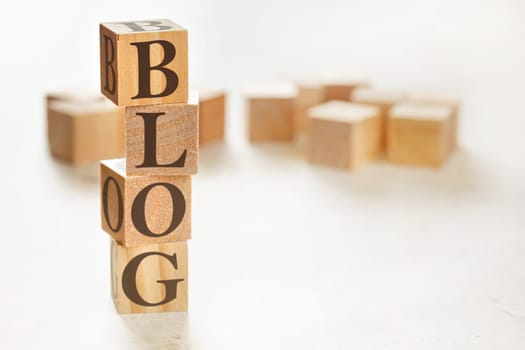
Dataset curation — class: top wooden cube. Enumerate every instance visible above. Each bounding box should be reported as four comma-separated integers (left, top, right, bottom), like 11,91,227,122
100,19,188,106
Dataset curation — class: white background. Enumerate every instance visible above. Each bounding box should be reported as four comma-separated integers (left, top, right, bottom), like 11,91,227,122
1,0,525,348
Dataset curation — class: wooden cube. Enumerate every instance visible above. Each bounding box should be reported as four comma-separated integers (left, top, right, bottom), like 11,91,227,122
350,87,406,146
387,103,453,167
198,89,226,145
100,19,188,106
294,80,325,132
46,88,105,105
308,101,381,169
47,99,125,165
100,159,191,247
245,82,296,142
46,88,108,163
322,77,369,101
350,87,406,114
405,92,460,152
111,240,188,314
126,94,198,176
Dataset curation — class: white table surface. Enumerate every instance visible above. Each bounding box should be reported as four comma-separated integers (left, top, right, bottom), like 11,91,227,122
1,0,524,348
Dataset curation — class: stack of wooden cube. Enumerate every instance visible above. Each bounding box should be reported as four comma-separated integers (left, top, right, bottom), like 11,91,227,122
98,19,197,314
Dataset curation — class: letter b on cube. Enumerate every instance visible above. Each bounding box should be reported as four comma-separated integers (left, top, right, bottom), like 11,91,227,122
100,19,188,106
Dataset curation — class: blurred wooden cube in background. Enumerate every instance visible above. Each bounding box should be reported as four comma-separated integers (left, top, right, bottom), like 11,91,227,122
294,80,325,132
47,93,125,166
198,89,226,145
308,101,381,169
245,82,297,142
46,88,106,105
405,92,460,152
387,103,453,168
322,76,369,101
350,87,406,146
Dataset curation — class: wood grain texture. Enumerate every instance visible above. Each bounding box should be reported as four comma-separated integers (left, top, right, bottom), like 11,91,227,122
111,240,188,314
100,19,188,106
405,92,460,152
387,103,453,168
350,87,406,147
308,101,381,169
125,98,198,176
47,99,125,165
100,159,191,247
198,90,226,145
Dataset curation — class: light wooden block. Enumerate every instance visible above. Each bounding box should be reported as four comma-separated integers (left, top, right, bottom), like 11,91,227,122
405,92,460,152
294,81,325,132
100,159,191,247
322,77,369,101
100,19,188,106
308,101,381,169
111,240,188,314
245,82,296,142
198,89,226,145
47,99,125,165
350,87,406,147
125,94,198,176
46,88,105,105
387,103,453,167
46,88,107,163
